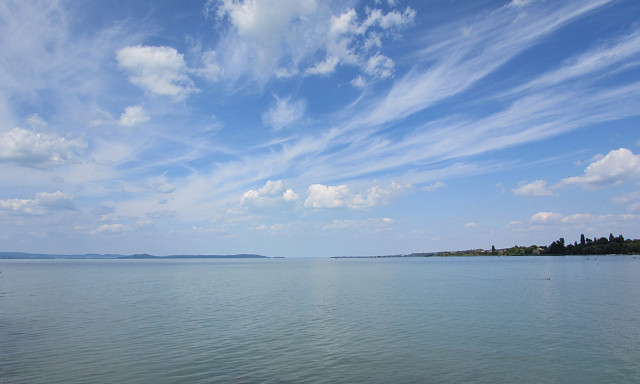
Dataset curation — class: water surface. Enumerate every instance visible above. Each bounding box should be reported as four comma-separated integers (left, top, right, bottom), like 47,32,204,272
1,256,639,383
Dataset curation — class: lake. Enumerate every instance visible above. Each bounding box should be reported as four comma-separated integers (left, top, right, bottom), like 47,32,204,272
1,256,639,383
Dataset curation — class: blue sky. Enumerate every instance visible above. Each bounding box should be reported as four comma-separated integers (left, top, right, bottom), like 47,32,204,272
1,0,639,257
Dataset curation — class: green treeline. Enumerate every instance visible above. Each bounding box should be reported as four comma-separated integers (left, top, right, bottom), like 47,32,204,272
423,233,640,257
490,233,640,256
540,233,640,255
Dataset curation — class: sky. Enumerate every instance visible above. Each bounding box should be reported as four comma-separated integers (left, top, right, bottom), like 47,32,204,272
1,0,639,257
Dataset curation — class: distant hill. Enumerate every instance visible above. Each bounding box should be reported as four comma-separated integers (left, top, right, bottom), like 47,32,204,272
117,254,269,259
0,252,270,259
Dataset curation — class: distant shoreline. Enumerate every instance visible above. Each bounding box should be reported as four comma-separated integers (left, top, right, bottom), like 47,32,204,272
0,252,270,260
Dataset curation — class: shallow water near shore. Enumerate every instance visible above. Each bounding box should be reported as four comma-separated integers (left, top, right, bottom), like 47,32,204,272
1,256,639,383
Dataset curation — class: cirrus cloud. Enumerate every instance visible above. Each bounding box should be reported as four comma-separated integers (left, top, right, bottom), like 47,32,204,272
262,96,306,130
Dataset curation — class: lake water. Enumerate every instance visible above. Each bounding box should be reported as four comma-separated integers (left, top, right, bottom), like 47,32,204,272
1,256,639,383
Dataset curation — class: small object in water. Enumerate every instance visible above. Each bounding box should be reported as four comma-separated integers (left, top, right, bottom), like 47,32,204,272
545,277,551,280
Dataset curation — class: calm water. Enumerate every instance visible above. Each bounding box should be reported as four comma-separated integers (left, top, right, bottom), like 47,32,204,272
1,256,639,383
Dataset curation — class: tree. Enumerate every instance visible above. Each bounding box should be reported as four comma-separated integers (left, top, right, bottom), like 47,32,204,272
491,245,496,255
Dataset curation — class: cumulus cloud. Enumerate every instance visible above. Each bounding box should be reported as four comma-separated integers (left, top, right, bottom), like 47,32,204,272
514,148,640,196
350,75,367,88
0,191,75,215
0,127,85,168
119,105,149,127
305,184,351,208
262,96,306,130
241,180,299,207
282,188,300,201
317,6,414,78
304,181,406,209
365,52,394,79
116,45,198,100
205,0,415,83
512,180,554,196
531,211,562,223
206,0,318,82
559,148,640,188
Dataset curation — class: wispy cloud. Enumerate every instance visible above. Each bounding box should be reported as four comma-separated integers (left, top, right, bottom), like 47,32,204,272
262,96,306,130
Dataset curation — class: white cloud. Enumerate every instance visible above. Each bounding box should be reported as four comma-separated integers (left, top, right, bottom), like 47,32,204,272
149,177,176,194
423,181,446,192
0,191,74,215
531,211,562,223
304,181,406,209
350,75,367,88
559,148,640,188
205,1,415,83
508,0,533,8
119,105,149,127
464,222,477,228
519,211,637,232
283,188,300,201
305,56,340,76
26,114,48,129
360,2,614,128
363,7,416,30
207,0,319,82
241,180,299,207
561,213,593,223
94,223,125,233
512,29,640,95
196,50,224,82
262,96,306,130
512,180,553,196
0,127,85,168
116,45,198,100
365,52,394,79
318,6,413,79
212,0,318,38
613,189,640,212
304,184,350,208
322,217,394,231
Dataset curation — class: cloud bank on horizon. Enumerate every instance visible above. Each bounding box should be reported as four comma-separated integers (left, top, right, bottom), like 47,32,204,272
0,0,639,256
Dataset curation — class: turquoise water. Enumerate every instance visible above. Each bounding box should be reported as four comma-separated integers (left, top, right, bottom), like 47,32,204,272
1,256,639,383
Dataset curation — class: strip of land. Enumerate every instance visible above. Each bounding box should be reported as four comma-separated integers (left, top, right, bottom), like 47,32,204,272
333,233,640,258
0,252,269,259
